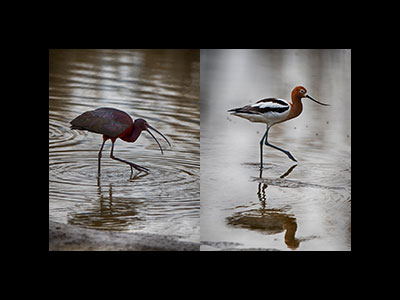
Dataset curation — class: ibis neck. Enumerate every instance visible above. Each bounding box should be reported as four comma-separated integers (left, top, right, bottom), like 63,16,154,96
122,126,144,142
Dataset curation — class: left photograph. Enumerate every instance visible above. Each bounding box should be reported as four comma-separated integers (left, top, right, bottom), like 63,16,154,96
49,49,200,250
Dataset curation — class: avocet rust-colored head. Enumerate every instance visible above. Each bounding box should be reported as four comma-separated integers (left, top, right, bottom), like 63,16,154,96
291,86,330,106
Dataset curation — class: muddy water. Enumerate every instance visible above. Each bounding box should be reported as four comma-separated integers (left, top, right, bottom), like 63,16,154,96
49,50,200,242
200,49,351,250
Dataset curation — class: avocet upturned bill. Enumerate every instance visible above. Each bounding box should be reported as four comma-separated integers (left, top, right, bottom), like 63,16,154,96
228,86,329,168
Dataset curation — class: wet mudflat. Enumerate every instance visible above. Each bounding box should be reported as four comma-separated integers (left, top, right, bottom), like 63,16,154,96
200,49,351,251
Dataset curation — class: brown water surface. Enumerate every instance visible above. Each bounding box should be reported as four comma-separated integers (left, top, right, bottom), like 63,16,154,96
49,49,200,242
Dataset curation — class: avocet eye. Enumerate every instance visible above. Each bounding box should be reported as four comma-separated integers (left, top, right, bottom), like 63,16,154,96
300,89,305,93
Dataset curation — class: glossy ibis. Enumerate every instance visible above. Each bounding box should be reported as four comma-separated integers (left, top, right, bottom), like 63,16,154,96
70,107,171,175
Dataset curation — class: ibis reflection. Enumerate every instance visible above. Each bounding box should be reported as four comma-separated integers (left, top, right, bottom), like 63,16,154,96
68,181,143,230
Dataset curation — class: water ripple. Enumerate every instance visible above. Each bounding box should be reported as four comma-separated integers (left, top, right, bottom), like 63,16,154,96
49,49,199,241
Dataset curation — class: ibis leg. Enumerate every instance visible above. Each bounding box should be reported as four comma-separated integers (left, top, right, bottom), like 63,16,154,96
98,137,108,176
264,126,297,162
109,140,150,173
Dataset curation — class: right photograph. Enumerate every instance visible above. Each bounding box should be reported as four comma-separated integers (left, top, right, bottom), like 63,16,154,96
200,49,351,251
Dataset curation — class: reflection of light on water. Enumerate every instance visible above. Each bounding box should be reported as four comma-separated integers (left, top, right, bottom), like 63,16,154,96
49,50,200,242
201,49,351,250
202,50,351,250
201,49,350,250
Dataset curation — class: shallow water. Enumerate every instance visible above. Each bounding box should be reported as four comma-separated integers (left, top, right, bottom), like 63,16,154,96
50,49,351,251
49,49,200,242
200,49,351,251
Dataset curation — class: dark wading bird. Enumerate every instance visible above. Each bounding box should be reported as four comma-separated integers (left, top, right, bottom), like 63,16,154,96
228,86,329,169
70,107,171,176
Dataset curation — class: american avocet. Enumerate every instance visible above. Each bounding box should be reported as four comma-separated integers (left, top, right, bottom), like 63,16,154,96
228,86,329,168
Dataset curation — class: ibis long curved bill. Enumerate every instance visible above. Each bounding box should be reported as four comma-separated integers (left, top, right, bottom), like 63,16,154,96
146,125,171,155
305,95,330,106
70,107,173,175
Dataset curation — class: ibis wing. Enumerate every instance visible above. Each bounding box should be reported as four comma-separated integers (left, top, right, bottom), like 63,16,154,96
70,108,132,138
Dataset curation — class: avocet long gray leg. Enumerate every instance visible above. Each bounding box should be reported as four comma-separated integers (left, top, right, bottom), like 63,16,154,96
263,126,297,162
